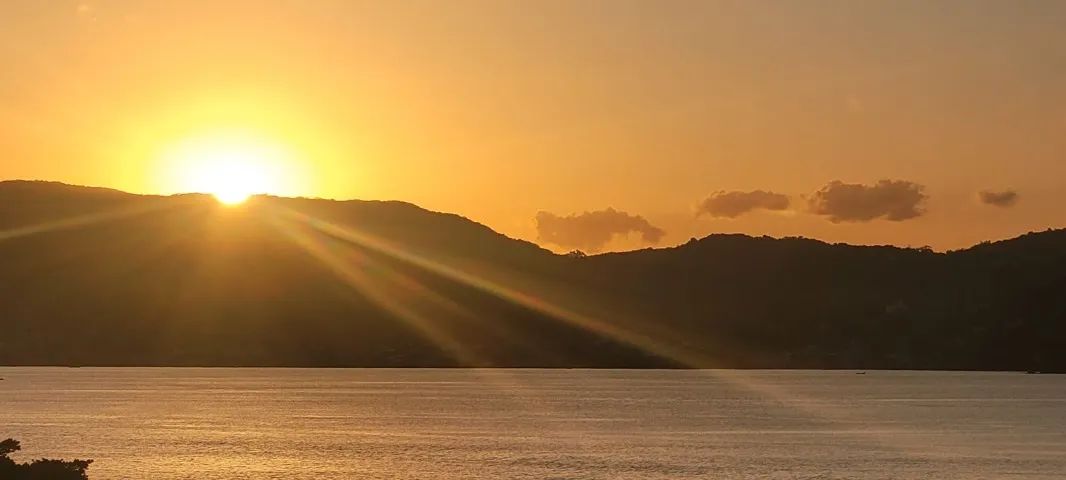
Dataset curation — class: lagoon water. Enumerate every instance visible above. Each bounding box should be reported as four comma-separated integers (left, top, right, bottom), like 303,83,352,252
1,368,1064,479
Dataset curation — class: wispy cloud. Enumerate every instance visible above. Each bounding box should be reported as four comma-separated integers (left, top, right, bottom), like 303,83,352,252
697,190,790,218
809,180,927,223
978,189,1019,208
535,208,664,252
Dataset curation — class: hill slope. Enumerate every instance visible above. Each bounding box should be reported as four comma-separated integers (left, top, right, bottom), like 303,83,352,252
0,181,1063,370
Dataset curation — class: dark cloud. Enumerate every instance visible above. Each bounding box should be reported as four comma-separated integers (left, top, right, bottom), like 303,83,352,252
697,190,790,218
809,180,927,223
535,208,665,252
978,189,1019,208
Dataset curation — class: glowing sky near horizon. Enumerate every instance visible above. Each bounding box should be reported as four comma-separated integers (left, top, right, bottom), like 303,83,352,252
1,0,1063,251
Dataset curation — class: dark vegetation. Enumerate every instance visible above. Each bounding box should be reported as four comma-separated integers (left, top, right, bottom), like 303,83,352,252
0,181,1063,371
0,439,91,480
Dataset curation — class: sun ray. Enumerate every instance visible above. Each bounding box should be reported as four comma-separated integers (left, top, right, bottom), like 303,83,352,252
264,207,614,452
264,204,956,460
0,199,173,243
273,206,710,367
267,215,488,367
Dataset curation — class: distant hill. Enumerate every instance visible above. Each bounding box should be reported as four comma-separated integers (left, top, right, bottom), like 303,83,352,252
0,181,1063,371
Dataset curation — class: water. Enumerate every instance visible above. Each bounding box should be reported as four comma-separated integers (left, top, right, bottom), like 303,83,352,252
1,368,1064,479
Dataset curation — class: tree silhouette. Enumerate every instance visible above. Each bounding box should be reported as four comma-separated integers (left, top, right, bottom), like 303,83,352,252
0,439,92,480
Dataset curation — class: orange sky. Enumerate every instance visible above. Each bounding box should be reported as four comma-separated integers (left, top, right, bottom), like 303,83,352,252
1,0,1063,252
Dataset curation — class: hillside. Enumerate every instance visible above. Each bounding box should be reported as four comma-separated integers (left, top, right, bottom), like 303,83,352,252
0,181,1063,371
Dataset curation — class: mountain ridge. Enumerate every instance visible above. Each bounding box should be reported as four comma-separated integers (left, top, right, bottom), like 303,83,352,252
2,180,1058,255
0,180,1063,371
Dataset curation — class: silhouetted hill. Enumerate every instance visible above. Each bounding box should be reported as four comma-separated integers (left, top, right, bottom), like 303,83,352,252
0,181,1063,371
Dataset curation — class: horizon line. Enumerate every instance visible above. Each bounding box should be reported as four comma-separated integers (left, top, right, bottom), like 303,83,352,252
1,178,1060,255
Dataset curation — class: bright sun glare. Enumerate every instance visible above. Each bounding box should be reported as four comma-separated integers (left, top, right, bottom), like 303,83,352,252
160,131,298,205
193,158,273,205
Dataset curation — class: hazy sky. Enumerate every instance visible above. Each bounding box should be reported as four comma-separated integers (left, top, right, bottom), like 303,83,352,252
2,0,1063,252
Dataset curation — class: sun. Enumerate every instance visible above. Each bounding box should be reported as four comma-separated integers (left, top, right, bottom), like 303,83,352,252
190,158,274,205
159,130,301,205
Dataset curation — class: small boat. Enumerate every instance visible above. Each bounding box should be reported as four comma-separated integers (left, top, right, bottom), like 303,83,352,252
855,371,867,375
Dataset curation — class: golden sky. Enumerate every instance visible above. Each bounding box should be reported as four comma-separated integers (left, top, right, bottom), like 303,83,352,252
1,0,1063,252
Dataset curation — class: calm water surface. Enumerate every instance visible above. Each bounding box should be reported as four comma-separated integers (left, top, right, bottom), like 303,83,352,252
1,368,1064,479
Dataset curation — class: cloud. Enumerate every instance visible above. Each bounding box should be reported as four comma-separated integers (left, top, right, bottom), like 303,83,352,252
809,180,927,223
978,189,1019,208
697,190,790,218
535,208,665,252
